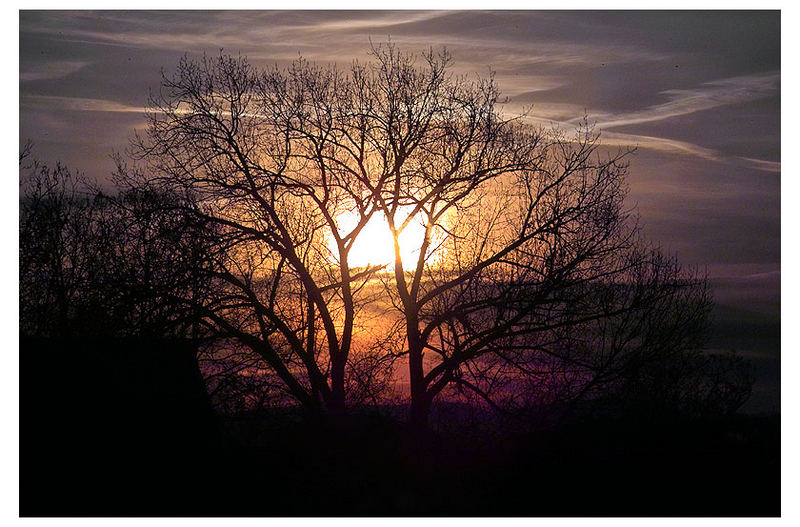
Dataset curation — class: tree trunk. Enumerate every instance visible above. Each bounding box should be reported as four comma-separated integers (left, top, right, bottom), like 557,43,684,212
408,337,431,434
409,389,431,434
405,298,432,435
329,356,347,417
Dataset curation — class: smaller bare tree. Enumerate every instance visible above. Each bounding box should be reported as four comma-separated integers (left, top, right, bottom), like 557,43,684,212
20,152,108,337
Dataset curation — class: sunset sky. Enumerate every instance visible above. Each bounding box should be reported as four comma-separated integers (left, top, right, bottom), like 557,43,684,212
18,9,781,411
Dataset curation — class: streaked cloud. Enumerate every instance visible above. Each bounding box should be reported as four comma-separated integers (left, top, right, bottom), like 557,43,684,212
281,10,448,32
589,72,779,130
514,108,780,174
601,130,780,174
19,11,452,62
736,157,781,173
20,60,91,82
21,95,146,114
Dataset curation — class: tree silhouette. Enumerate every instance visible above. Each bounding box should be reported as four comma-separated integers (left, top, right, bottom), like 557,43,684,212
112,44,743,428
20,146,209,340
19,150,109,337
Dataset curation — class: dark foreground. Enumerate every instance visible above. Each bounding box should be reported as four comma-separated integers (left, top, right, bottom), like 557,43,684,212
21,337,780,516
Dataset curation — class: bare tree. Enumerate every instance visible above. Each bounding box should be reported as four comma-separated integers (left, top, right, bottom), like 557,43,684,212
123,45,723,428
124,50,418,417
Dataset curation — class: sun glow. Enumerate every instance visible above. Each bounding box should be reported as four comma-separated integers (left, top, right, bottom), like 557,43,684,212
328,207,445,269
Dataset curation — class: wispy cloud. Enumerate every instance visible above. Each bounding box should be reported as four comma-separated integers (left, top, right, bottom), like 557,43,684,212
736,157,781,174
504,71,780,173
21,95,145,114
513,113,780,174
280,10,448,32
20,60,91,82
590,130,779,174
20,11,452,62
600,130,721,160
588,72,779,129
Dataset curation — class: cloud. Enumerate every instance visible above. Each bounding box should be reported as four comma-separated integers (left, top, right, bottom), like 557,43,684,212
280,10,448,32
736,157,781,174
512,111,727,163
588,72,780,130
21,95,145,114
505,71,780,174
597,130,780,174
600,130,721,159
19,11,452,62
20,60,91,82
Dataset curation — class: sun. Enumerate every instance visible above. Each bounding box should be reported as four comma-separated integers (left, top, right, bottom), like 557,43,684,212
328,207,434,269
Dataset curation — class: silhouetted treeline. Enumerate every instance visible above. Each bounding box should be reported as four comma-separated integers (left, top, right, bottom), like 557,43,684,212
20,151,209,340
19,143,755,422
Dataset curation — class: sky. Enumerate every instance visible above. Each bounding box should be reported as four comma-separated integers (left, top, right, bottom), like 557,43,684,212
18,9,781,412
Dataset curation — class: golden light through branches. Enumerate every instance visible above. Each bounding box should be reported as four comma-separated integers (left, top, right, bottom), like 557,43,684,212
328,205,448,270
